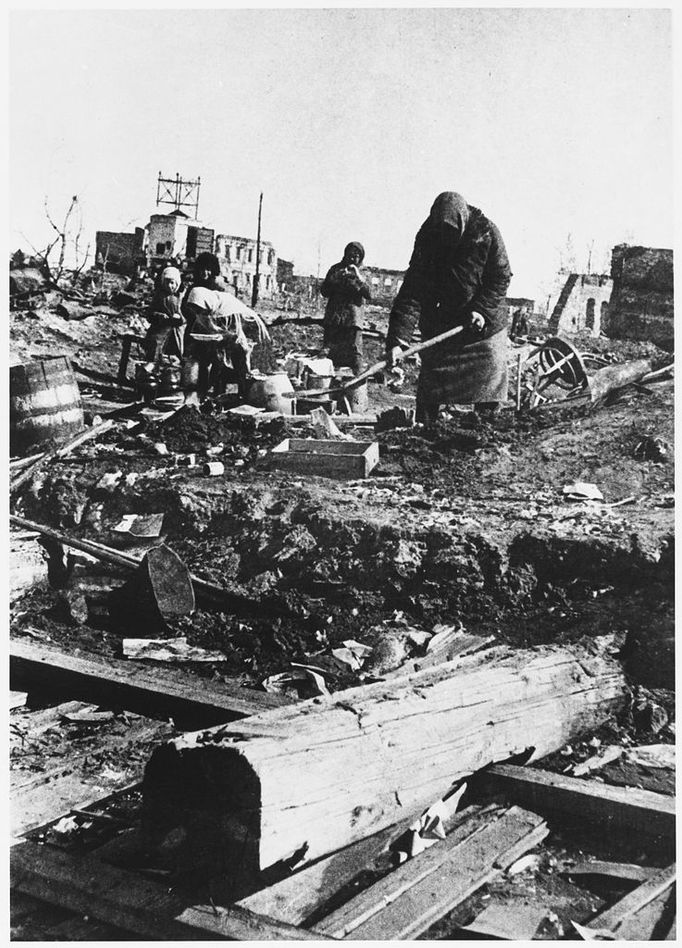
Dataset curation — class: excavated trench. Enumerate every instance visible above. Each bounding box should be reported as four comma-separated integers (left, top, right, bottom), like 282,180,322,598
12,389,674,692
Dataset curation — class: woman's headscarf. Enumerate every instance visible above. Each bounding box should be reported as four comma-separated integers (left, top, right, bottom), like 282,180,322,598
343,241,365,264
427,193,470,246
185,286,270,344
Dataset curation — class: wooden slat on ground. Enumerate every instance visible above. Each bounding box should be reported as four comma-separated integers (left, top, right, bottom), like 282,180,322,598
315,804,548,939
237,809,421,925
10,840,330,941
482,763,675,841
11,637,288,727
585,863,676,940
11,718,170,835
566,860,656,884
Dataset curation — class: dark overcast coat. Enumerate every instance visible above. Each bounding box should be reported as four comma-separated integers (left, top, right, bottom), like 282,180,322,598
387,196,512,349
320,242,371,330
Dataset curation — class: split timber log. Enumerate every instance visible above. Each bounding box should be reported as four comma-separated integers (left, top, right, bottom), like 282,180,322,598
142,637,628,877
588,358,653,403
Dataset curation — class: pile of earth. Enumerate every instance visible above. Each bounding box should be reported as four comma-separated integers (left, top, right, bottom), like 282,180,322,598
145,405,289,455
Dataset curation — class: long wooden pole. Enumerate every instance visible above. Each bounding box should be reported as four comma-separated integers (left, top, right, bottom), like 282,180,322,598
300,323,466,398
251,191,263,308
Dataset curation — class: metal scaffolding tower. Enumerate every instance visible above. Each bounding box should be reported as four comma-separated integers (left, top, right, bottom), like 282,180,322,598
156,173,201,218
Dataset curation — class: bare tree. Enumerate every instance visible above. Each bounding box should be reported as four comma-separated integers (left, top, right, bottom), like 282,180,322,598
23,195,91,285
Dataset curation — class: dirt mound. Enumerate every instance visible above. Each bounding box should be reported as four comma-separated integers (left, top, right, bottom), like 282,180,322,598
144,405,288,456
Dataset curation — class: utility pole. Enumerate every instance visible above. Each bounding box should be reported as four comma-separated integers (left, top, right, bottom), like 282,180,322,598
252,192,263,308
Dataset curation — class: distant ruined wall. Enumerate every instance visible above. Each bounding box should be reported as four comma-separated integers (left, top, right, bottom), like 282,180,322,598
604,245,674,351
547,274,612,337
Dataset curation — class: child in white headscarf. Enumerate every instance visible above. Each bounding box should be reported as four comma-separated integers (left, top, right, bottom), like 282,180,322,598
143,266,185,363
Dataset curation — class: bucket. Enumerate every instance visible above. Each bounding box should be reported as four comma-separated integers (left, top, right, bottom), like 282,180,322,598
306,373,333,391
337,380,368,414
248,373,293,414
159,364,181,394
10,356,84,455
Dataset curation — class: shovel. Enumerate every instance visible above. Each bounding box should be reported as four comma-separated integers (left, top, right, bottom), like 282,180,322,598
298,323,466,398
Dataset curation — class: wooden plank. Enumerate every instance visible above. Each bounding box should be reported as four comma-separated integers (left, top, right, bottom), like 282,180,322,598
315,805,548,939
10,699,94,737
586,864,675,939
10,840,330,941
11,719,170,835
237,809,421,925
44,913,133,941
10,418,115,492
482,763,675,840
10,637,288,728
565,860,655,884
143,637,626,875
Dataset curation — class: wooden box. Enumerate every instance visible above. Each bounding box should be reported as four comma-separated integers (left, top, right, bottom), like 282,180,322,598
267,438,379,479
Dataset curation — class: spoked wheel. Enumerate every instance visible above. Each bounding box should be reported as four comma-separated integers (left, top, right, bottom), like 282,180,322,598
521,337,590,407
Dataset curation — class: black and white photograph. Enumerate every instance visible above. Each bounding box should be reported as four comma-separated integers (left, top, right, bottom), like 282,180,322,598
9,3,675,941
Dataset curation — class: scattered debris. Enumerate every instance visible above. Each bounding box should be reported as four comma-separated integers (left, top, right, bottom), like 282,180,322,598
262,664,330,699
562,482,605,502
113,513,165,538
573,745,624,777
624,744,674,770
10,691,28,710
462,900,547,940
122,637,226,662
331,639,374,672
634,436,670,463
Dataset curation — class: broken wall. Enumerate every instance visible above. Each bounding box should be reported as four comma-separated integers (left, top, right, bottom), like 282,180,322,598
547,274,613,337
604,245,674,352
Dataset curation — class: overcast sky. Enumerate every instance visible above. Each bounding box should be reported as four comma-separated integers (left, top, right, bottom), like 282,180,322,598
10,6,673,298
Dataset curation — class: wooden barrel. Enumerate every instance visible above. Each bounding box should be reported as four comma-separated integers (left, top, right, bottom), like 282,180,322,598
10,356,84,455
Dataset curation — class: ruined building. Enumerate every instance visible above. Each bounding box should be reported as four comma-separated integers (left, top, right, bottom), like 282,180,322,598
363,266,404,304
604,245,674,352
547,273,613,337
147,210,214,268
214,234,278,298
94,228,146,275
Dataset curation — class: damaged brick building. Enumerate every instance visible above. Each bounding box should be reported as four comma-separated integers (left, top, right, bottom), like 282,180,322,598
604,245,674,352
547,273,613,337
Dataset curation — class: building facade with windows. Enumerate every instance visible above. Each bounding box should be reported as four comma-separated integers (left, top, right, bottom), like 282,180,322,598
214,234,278,298
146,210,214,268
547,273,613,337
363,266,404,304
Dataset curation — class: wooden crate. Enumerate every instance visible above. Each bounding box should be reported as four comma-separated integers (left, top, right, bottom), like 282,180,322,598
268,438,379,478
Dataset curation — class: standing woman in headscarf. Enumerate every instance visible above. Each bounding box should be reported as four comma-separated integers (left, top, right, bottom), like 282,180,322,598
386,193,512,422
320,241,371,375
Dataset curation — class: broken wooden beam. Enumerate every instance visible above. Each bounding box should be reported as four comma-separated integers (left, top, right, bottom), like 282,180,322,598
588,358,653,403
10,637,288,728
584,863,675,940
10,419,115,492
315,804,548,939
142,637,627,876
10,841,329,941
480,763,674,842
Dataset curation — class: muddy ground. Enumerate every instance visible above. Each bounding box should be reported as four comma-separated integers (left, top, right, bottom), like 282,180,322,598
11,290,674,692
9,286,675,941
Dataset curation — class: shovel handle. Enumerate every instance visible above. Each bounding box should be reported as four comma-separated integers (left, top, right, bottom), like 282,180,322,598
302,324,467,397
